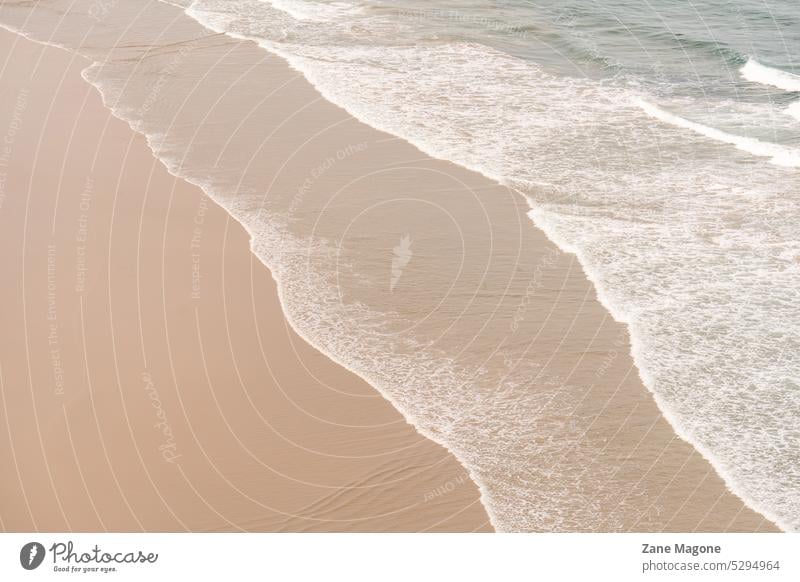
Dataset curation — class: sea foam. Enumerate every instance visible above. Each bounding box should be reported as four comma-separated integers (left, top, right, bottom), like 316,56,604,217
262,0,362,22
740,59,800,92
4,0,796,533
787,101,800,122
176,0,800,533
635,98,800,167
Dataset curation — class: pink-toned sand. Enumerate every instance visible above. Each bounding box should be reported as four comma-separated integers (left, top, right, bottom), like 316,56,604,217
0,18,776,532
0,29,490,532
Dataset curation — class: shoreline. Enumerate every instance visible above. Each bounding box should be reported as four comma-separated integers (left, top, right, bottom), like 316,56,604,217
525,202,790,533
0,0,780,532
183,5,786,530
185,16,783,532
0,26,491,532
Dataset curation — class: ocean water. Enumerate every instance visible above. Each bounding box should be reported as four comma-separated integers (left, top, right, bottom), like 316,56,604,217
1,0,798,531
171,0,800,530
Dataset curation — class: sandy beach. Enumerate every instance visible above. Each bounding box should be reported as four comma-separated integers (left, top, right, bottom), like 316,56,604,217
0,28,490,532
0,0,782,533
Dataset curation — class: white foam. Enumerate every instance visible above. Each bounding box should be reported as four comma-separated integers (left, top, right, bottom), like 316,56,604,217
176,0,800,533
635,98,800,167
6,0,797,533
740,58,800,92
260,0,360,22
787,101,800,122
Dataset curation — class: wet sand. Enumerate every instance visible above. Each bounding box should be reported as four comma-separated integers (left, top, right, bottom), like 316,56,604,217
0,28,490,532
0,3,778,533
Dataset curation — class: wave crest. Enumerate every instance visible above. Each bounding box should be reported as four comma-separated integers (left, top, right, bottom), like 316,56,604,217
740,58,800,92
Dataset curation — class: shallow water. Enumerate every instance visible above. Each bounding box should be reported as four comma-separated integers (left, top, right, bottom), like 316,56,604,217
168,0,800,530
2,0,797,531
